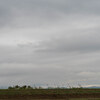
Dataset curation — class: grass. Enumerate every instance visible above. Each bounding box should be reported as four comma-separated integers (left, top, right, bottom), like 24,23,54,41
0,88,100,95
69,98,100,100
0,98,100,100
0,88,100,99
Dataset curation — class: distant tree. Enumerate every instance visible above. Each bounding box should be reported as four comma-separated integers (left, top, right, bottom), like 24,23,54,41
21,85,27,89
8,85,34,90
15,85,20,89
27,86,33,89
8,86,13,90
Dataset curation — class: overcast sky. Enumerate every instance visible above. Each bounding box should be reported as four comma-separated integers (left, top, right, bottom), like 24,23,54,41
0,0,100,88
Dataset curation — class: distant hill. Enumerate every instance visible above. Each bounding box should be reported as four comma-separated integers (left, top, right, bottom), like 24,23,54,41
84,86,100,89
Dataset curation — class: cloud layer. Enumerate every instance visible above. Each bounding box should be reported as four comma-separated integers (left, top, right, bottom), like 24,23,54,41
0,0,100,87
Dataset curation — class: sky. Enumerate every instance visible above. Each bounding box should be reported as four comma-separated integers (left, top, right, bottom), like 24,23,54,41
0,0,100,88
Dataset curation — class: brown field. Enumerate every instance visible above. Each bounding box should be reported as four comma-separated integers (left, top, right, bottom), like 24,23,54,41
0,89,100,100
0,94,100,99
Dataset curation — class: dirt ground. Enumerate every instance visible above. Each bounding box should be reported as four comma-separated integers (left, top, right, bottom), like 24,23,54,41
0,94,100,99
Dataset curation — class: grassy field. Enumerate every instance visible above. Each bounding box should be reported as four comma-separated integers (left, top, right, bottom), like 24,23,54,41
69,98,100,100
0,89,100,99
0,98,100,100
1,88,100,94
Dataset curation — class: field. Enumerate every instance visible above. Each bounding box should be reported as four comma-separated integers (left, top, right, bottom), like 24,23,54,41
0,89,100,99
0,99,100,100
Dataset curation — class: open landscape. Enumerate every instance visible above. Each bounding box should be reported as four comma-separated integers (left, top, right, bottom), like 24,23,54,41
1,0,100,100
0,87,100,100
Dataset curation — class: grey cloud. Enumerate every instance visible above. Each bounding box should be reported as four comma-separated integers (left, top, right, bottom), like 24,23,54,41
35,33,100,54
0,0,100,87
1,0,100,28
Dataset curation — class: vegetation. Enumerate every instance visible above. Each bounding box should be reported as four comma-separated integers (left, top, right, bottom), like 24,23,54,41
0,86,99,99
8,85,33,90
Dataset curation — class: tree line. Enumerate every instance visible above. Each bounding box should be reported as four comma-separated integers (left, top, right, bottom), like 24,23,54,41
8,85,42,90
